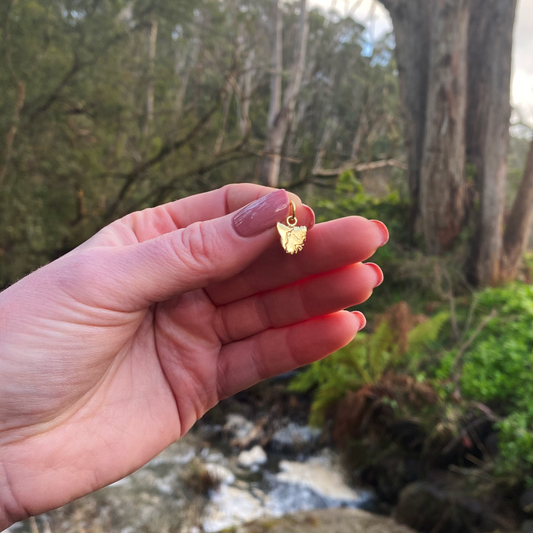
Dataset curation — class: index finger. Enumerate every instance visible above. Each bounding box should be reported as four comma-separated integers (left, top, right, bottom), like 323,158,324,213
106,184,314,244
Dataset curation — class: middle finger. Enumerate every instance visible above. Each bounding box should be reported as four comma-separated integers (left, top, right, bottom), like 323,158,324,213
214,261,383,344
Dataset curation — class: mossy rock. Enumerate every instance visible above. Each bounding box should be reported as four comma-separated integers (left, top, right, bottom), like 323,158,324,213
235,508,416,533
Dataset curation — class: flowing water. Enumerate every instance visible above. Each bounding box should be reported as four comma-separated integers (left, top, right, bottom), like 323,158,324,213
7,417,374,533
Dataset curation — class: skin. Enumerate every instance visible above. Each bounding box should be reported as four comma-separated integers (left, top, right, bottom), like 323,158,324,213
0,184,386,529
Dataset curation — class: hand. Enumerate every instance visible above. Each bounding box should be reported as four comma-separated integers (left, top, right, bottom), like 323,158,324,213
0,184,387,528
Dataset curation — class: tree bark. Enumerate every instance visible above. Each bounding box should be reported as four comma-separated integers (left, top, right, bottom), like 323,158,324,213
465,0,517,285
238,49,255,137
261,0,309,187
174,22,201,123
144,17,158,136
419,0,470,253
268,0,283,133
500,141,533,282
380,0,432,206
260,0,283,187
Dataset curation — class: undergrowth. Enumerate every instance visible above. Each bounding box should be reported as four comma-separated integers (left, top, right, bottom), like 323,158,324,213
289,306,449,426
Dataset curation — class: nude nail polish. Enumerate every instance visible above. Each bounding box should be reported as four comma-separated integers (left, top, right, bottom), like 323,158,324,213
232,189,290,237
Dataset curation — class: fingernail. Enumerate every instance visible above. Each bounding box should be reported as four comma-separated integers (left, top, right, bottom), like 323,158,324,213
352,311,367,331
232,189,289,237
301,204,315,230
370,220,389,246
366,262,384,287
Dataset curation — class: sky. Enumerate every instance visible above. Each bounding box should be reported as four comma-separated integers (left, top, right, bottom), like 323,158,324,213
309,0,533,128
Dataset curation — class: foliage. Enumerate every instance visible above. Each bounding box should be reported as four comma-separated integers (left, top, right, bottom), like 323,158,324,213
0,0,402,287
316,171,410,243
437,283,533,484
289,307,449,426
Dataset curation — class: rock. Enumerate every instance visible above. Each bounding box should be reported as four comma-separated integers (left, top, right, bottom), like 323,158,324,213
204,463,235,486
522,520,533,533
521,488,533,513
202,485,268,533
234,508,417,533
361,456,419,504
224,414,255,443
395,481,497,533
270,422,321,453
276,457,362,503
238,446,268,468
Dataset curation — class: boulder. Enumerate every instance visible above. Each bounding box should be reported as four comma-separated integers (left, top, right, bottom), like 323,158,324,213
269,422,321,453
238,446,268,468
234,508,416,533
395,481,497,533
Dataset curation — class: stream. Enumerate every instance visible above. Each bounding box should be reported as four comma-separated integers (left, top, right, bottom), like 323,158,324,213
7,414,377,533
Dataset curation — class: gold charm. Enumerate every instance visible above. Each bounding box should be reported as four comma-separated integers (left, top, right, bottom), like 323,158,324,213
277,201,307,254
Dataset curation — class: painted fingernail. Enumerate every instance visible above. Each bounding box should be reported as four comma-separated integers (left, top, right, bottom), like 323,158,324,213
352,311,367,331
370,220,389,246
366,262,384,287
301,204,315,230
232,189,289,237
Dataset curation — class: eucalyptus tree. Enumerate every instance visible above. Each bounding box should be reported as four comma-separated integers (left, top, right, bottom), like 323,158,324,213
380,0,529,286
0,0,403,287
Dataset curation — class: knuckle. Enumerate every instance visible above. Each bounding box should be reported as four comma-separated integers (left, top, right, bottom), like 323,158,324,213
173,221,221,274
250,338,269,381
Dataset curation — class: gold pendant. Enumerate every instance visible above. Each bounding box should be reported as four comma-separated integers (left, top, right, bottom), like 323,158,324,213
277,201,307,254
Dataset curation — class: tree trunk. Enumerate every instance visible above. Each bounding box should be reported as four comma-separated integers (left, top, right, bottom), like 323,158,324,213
261,0,309,187
500,141,533,282
260,0,283,187
419,0,470,253
144,17,158,136
380,0,432,207
465,0,517,286
238,49,255,137
174,22,201,124
381,0,521,285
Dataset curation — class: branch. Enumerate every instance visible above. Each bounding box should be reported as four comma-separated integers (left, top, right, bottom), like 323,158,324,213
312,158,407,177
25,12,149,123
126,142,253,214
451,308,497,388
104,99,222,222
26,59,80,122
245,149,302,164
500,139,533,282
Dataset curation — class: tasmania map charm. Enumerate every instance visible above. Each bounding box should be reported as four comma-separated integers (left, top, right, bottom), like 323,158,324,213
277,201,307,254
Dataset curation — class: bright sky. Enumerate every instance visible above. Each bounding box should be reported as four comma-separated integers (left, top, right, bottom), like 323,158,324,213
309,0,533,128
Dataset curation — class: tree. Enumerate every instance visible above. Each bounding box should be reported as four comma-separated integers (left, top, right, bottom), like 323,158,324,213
260,0,309,187
465,0,518,285
381,0,525,286
0,0,402,287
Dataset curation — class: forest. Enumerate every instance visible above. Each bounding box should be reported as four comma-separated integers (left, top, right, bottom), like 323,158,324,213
1,0,533,531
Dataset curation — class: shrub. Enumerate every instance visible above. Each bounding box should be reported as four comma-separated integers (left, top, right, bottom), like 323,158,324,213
438,283,533,484
289,305,449,426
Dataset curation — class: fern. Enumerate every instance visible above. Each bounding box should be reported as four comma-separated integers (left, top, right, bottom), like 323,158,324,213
289,306,449,427
408,311,449,353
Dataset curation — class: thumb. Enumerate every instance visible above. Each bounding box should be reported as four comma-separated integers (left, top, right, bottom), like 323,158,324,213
86,189,311,310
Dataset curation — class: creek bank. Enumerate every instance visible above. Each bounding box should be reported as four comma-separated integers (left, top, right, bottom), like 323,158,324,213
7,381,386,533
233,508,417,533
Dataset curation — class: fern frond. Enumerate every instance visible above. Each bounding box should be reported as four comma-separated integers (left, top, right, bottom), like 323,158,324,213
309,384,347,427
408,311,449,353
